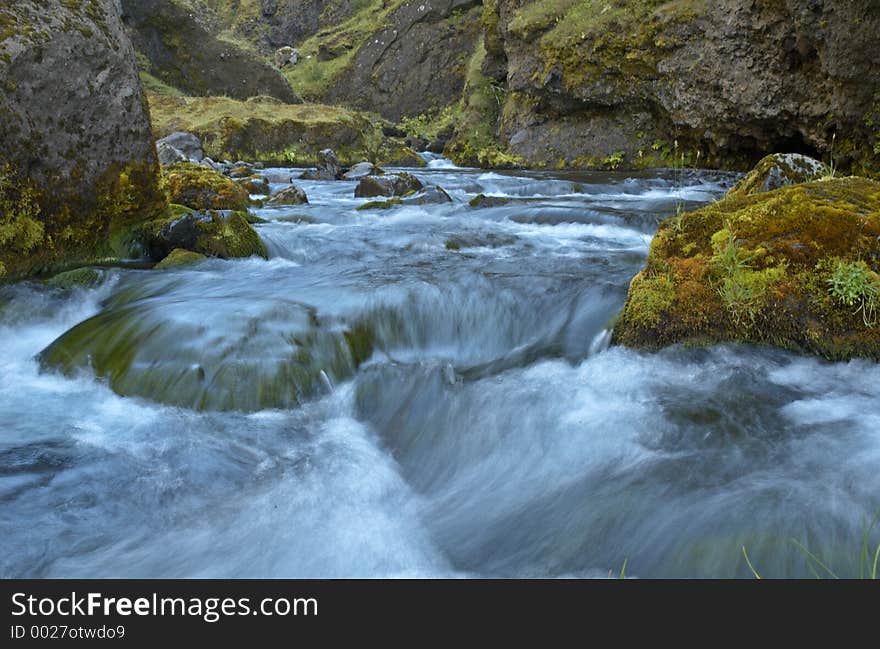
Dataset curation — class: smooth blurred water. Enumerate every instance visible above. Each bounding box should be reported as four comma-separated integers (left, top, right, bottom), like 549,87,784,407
1,162,878,578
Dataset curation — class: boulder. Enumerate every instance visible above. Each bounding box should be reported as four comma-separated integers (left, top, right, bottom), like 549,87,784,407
274,46,299,68
300,149,343,180
154,248,207,270
44,268,104,290
267,185,309,206
727,153,828,197
139,208,268,261
468,194,513,208
612,176,880,361
343,162,382,180
354,173,424,198
162,163,250,211
378,147,428,168
238,176,271,195
401,185,453,205
156,142,189,166
156,132,204,162
0,0,165,281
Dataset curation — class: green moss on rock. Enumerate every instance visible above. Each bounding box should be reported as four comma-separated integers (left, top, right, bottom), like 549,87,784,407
44,267,102,289
162,162,249,211
154,247,207,270
612,176,880,360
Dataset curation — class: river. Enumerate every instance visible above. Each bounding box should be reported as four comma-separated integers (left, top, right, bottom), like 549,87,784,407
1,158,878,578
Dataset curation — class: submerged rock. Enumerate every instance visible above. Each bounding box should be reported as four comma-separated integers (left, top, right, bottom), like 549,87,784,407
468,194,513,208
44,268,104,290
267,185,309,205
727,153,828,197
612,176,880,360
354,173,424,198
39,296,377,412
162,163,250,211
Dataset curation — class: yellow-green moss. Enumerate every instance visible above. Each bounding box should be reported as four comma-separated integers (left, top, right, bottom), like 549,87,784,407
162,162,249,211
147,94,396,165
194,211,268,259
154,247,207,270
613,176,880,360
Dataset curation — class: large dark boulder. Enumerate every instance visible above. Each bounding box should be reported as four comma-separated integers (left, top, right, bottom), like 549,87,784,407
354,173,424,198
0,0,166,281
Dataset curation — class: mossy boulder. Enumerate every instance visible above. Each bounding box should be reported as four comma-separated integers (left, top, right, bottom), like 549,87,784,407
44,268,104,290
162,163,249,211
612,177,880,360
238,176,271,195
354,173,424,198
267,185,309,206
0,0,166,282
377,147,428,168
154,248,207,270
137,208,267,261
728,153,828,197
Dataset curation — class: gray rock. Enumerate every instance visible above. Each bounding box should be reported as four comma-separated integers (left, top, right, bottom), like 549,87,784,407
354,173,424,198
157,142,188,166
263,171,294,183
728,153,828,197
267,185,309,205
300,149,343,180
343,162,382,180
401,185,453,205
0,0,163,280
274,46,299,68
157,132,204,162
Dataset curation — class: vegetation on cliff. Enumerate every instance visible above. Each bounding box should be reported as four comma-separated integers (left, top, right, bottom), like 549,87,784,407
613,176,880,360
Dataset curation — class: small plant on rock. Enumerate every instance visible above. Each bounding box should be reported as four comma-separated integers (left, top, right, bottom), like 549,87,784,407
826,259,880,326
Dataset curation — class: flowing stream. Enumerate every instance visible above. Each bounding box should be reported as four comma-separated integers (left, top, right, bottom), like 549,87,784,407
2,160,878,578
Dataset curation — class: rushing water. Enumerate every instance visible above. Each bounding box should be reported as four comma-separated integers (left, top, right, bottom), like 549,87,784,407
1,160,878,578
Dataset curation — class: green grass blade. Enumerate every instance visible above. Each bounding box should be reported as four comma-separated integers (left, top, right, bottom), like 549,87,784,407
791,539,839,579
742,546,761,580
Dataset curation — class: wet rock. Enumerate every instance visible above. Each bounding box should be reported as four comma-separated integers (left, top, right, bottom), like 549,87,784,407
44,268,104,290
401,185,453,205
238,176,271,195
154,248,207,270
300,149,343,180
228,164,256,179
267,185,309,205
139,208,267,261
263,171,294,184
355,173,424,198
343,162,382,180
468,194,513,208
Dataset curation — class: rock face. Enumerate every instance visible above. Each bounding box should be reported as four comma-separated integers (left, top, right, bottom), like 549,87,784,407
300,149,343,180
727,153,827,197
450,0,880,173
0,0,166,280
324,0,483,121
612,176,880,361
121,0,297,102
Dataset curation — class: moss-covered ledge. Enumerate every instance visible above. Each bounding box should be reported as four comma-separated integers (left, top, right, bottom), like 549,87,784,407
612,177,880,361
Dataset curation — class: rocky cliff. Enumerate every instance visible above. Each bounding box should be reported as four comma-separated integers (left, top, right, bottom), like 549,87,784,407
448,0,880,172
0,0,166,280
121,0,298,102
